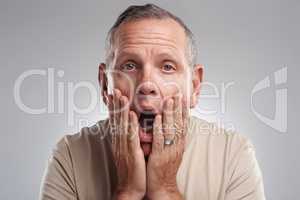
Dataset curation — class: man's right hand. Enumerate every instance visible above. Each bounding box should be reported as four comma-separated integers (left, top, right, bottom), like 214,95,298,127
108,89,146,200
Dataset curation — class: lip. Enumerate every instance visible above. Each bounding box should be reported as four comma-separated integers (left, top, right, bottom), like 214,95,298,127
135,105,160,119
137,94,161,101
134,96,161,116
136,106,159,117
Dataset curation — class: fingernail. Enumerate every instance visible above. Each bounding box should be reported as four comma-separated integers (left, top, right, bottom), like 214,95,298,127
113,88,119,96
155,114,161,121
178,94,183,100
121,96,127,105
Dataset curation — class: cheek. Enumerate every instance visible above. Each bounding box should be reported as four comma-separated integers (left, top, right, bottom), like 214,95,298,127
158,78,188,98
158,78,192,108
112,72,136,98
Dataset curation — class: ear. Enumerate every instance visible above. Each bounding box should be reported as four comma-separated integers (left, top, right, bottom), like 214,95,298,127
190,64,204,108
98,63,109,105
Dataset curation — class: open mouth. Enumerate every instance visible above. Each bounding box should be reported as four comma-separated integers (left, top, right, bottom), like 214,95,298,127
138,112,156,133
137,110,157,156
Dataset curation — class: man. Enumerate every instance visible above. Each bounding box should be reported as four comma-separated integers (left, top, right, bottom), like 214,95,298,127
40,4,265,200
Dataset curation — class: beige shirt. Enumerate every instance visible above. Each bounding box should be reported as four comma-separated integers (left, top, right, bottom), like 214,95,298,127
40,116,265,200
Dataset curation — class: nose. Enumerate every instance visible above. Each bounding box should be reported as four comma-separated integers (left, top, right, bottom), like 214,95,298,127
136,65,159,96
137,81,158,96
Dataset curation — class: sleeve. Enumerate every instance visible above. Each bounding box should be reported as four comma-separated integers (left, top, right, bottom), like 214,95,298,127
225,136,266,200
39,136,78,200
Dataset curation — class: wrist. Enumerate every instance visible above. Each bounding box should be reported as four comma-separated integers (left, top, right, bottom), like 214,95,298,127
115,189,145,200
148,187,183,200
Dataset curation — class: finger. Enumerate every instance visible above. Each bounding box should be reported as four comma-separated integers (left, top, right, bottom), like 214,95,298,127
152,114,164,154
108,94,117,146
174,94,183,137
182,98,189,137
108,94,115,131
163,98,174,140
113,89,121,123
120,96,129,133
107,94,114,118
120,96,129,154
113,89,121,153
128,111,140,153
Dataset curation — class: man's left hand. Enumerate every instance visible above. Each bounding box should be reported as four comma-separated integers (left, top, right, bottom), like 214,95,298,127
146,95,188,200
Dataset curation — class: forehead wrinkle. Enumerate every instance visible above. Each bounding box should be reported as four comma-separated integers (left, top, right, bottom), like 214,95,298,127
118,37,183,55
119,42,179,51
118,31,178,42
116,35,186,62
118,45,181,59
120,38,178,49
118,31,183,49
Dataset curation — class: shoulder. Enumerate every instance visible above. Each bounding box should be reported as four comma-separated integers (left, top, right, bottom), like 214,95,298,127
52,119,111,163
186,115,258,169
187,115,253,149
184,116,265,198
40,119,114,199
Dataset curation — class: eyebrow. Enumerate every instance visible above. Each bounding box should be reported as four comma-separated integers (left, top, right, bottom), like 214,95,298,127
156,52,181,62
115,51,141,63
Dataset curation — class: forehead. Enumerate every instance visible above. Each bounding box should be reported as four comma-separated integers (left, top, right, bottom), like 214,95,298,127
114,18,187,54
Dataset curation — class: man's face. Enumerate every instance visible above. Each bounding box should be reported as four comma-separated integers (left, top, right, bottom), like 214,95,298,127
100,19,202,156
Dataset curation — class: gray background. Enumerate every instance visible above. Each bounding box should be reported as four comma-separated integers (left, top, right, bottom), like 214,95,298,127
0,0,299,199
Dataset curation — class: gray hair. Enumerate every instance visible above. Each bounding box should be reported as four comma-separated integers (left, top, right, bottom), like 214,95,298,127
105,4,197,68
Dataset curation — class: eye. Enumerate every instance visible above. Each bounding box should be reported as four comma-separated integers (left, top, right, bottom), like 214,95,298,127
121,61,137,71
162,63,176,72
